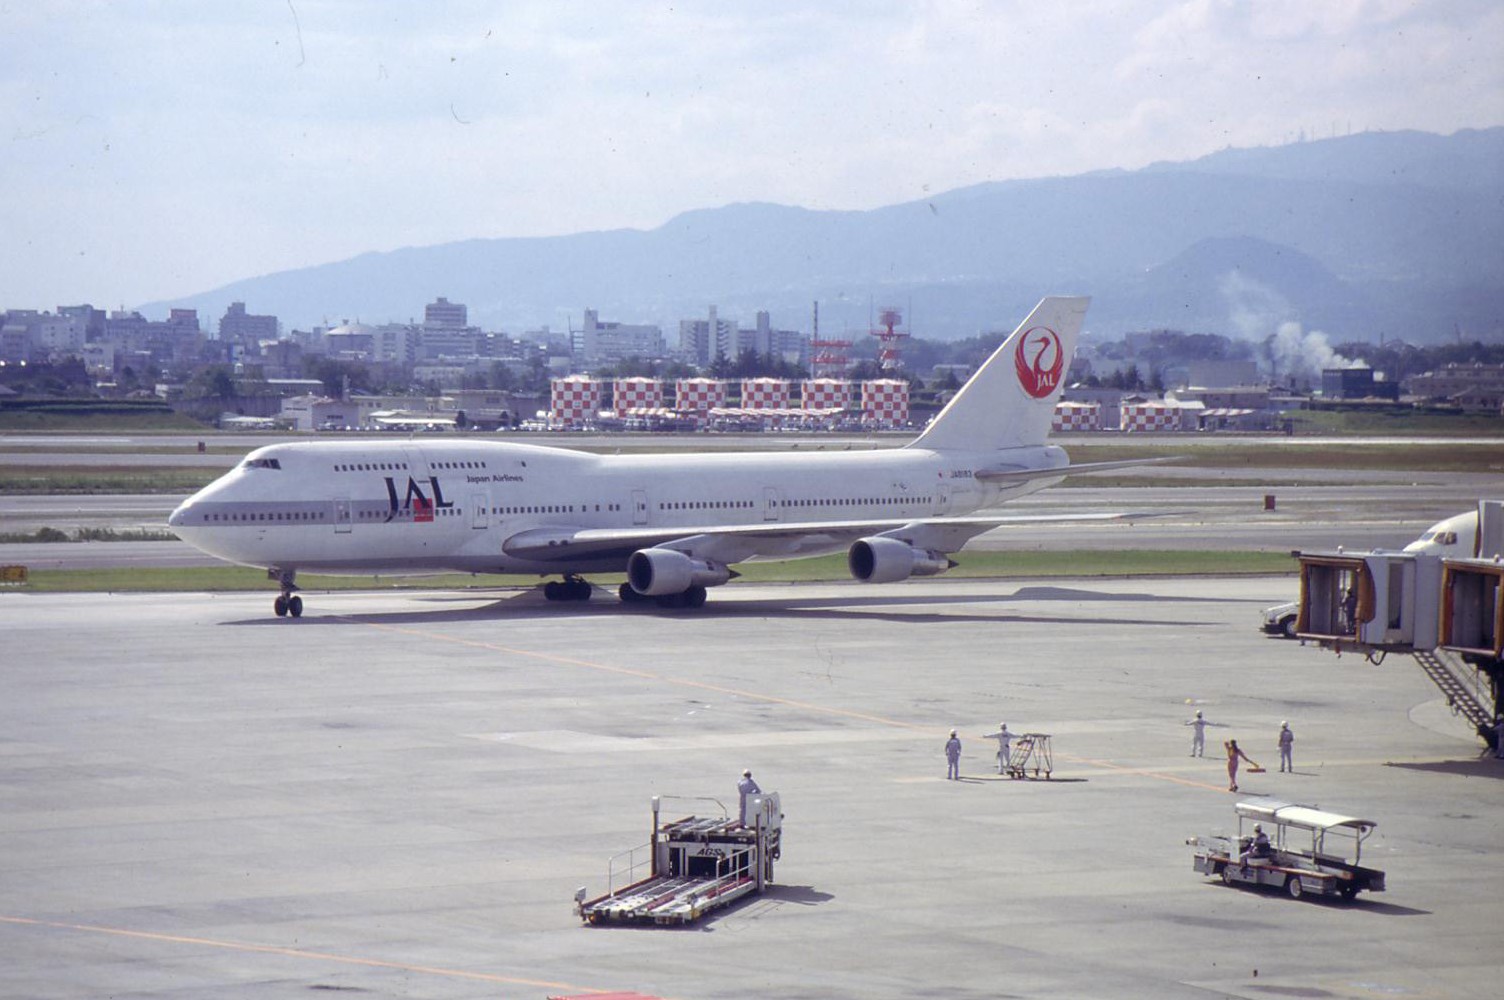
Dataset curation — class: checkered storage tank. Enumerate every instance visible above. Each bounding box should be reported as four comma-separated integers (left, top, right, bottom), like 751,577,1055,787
550,376,604,428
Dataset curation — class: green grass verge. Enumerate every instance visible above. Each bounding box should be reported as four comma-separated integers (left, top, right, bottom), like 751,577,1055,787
0,411,208,432
7,550,1297,593
0,468,222,494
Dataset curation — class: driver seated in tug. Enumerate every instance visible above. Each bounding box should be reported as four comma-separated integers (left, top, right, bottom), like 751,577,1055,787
1241,824,1273,866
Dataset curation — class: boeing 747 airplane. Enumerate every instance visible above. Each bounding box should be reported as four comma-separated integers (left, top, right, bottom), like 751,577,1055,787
169,296,1153,616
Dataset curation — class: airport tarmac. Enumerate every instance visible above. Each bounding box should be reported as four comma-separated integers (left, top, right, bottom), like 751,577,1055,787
2,577,1500,999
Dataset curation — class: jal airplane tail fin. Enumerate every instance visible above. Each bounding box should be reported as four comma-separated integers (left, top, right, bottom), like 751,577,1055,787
909,295,1089,453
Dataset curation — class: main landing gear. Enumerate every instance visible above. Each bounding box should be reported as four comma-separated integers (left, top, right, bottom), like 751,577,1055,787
272,569,302,618
543,575,593,602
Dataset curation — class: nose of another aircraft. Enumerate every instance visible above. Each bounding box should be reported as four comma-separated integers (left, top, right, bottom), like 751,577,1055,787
167,497,191,530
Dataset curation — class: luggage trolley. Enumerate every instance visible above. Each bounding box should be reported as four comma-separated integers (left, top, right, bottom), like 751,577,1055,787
1006,733,1052,779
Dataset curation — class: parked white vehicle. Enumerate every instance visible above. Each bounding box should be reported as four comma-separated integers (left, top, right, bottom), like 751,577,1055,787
1190,799,1385,902
1260,601,1299,638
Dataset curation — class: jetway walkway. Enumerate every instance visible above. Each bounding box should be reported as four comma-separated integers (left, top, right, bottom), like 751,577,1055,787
1412,649,1496,738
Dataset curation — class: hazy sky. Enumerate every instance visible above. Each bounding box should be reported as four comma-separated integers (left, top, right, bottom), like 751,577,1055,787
4,1,1501,313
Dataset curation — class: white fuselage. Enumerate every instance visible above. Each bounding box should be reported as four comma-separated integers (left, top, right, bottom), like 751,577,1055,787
168,438,1066,576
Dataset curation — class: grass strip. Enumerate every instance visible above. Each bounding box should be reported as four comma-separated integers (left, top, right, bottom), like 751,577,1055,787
6,550,1296,593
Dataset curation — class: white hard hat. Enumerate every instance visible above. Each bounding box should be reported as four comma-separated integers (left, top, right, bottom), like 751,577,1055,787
742,769,751,777
950,729,957,737
1281,720,1288,727
1195,710,1202,717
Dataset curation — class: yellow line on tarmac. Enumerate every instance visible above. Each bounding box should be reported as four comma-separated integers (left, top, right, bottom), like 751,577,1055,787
0,915,610,993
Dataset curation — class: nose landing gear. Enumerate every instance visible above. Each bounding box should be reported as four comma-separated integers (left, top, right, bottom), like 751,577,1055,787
271,569,302,618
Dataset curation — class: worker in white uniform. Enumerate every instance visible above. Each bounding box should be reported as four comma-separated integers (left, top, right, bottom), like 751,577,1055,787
979,723,1014,774
945,730,962,780
1186,710,1208,757
737,768,762,826
1278,721,1294,772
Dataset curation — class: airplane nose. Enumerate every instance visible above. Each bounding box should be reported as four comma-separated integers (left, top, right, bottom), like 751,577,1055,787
168,499,190,530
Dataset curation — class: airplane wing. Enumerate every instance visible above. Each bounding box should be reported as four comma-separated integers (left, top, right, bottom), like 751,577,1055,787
500,510,1156,566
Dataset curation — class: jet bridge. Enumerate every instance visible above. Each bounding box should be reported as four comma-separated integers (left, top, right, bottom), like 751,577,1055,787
575,792,783,926
1293,541,1504,747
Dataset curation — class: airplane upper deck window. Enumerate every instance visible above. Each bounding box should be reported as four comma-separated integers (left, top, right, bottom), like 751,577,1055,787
242,457,282,470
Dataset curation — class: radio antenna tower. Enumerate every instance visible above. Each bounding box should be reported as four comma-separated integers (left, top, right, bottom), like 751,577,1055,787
808,300,852,378
870,306,909,371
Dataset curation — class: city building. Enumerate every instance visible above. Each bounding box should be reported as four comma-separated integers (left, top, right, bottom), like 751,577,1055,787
1321,367,1399,401
1405,362,1504,407
218,301,278,344
424,296,467,328
576,309,666,363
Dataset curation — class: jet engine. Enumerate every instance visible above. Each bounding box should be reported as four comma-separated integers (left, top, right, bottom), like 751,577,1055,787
847,537,951,584
627,548,733,596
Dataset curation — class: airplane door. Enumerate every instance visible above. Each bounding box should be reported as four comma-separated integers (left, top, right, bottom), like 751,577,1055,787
934,484,951,515
763,487,781,522
632,489,648,525
471,492,489,529
333,496,353,533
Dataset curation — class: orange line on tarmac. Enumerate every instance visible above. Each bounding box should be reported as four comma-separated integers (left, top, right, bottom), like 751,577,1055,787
350,618,932,732
1063,755,1231,792
0,914,607,993
348,618,1230,792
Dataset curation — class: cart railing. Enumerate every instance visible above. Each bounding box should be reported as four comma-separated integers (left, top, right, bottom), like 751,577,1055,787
605,842,653,896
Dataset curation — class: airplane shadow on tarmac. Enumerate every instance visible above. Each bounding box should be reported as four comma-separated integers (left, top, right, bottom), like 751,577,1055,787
220,589,1221,630
1385,758,1504,781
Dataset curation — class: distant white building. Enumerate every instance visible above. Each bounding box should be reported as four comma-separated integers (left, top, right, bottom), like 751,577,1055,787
576,309,665,362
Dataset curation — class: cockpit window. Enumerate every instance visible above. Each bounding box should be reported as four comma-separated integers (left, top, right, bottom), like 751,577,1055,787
242,457,282,470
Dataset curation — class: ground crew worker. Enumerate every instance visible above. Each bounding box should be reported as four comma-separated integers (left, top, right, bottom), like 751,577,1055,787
945,730,962,780
1186,710,1208,756
1493,717,1504,760
1225,739,1257,792
979,722,1014,774
737,768,762,825
1278,721,1294,772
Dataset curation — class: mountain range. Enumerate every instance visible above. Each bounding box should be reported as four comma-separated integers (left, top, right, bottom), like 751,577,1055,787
143,127,1504,344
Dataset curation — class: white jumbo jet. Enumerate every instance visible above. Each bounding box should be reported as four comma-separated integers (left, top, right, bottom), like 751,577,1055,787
169,296,1155,616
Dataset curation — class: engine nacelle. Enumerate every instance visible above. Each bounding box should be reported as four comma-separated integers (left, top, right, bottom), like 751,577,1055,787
848,537,951,584
627,548,732,596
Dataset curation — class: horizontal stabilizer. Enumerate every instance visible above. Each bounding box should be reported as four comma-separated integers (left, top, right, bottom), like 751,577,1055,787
975,456,1183,483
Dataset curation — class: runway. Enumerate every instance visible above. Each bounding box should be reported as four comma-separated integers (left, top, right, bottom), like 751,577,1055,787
3,578,1500,998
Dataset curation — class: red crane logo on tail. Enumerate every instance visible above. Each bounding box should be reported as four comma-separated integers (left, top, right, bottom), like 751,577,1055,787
1014,326,1063,399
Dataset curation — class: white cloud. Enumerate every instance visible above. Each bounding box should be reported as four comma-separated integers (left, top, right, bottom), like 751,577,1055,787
2,0,1501,310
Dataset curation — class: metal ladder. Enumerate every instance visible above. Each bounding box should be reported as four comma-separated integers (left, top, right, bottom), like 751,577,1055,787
1412,648,1494,733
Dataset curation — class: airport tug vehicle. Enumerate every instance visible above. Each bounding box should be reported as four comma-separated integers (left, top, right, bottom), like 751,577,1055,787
575,792,782,925
1189,800,1385,901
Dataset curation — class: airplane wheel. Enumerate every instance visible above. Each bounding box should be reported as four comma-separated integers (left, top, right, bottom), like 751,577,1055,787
684,585,707,608
544,581,562,601
1286,876,1304,899
618,583,640,603
569,579,592,601
656,592,685,609
288,595,303,618
274,595,288,617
